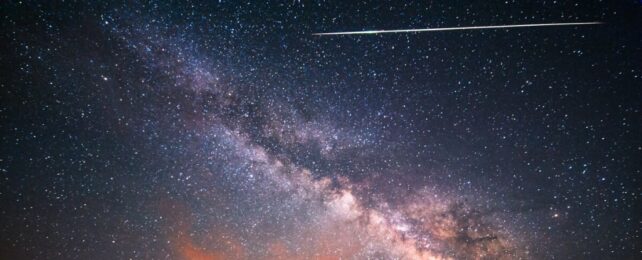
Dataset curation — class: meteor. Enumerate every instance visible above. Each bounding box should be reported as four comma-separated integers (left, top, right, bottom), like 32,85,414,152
313,21,603,36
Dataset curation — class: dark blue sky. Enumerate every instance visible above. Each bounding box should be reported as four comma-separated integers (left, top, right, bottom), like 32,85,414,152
1,1,641,259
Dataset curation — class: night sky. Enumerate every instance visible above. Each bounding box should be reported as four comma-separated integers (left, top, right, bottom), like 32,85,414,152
1,1,641,259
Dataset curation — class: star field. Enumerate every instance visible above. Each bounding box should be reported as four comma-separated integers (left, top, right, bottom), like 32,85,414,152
1,1,641,259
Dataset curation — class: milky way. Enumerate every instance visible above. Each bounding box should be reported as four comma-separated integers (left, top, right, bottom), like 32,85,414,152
1,1,641,260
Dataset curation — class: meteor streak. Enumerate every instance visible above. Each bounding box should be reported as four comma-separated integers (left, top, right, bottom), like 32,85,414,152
313,21,603,36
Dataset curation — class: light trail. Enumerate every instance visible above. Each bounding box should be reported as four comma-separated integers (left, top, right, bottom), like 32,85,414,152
313,21,603,36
